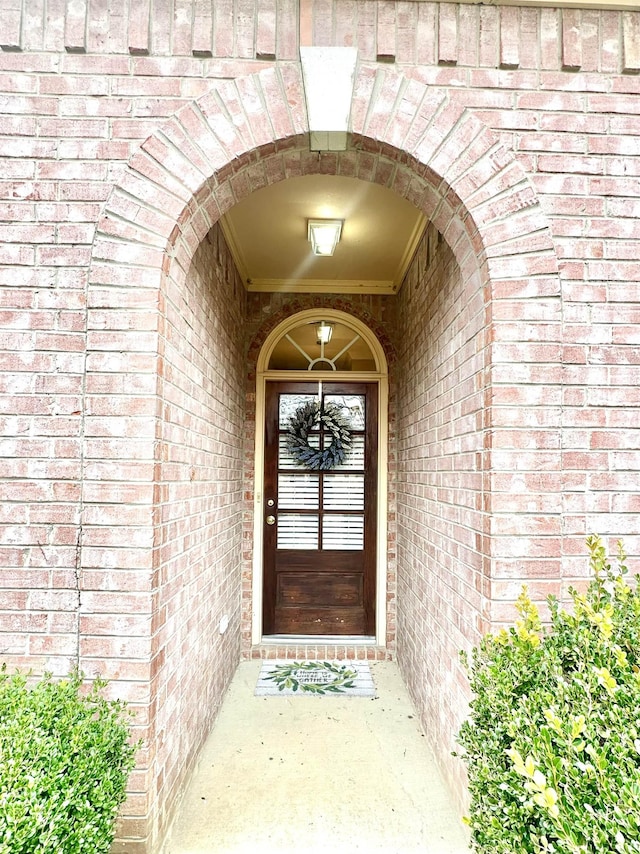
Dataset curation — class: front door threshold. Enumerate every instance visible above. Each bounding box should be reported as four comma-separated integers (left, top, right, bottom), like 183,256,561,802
249,637,392,661
262,634,377,644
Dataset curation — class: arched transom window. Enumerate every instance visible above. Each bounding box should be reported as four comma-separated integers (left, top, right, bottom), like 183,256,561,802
267,317,378,372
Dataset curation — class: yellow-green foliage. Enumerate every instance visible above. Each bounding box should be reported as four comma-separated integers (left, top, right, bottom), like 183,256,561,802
0,670,137,854
457,536,640,853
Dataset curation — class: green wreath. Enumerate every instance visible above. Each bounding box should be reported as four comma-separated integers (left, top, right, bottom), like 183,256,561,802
286,401,352,471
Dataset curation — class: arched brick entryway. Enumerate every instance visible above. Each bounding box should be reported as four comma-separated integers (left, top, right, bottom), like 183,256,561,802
85,65,560,850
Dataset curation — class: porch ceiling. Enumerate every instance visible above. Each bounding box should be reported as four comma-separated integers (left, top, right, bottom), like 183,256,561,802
220,174,426,295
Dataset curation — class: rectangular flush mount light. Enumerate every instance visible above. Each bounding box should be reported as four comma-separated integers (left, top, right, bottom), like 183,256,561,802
307,219,343,256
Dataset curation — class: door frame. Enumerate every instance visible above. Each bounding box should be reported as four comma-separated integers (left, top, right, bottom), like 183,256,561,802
252,310,389,646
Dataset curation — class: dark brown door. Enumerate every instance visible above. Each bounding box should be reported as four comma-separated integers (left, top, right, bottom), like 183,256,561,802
263,381,377,636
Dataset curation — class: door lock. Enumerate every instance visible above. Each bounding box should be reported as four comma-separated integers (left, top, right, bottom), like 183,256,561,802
266,515,276,525
267,498,275,507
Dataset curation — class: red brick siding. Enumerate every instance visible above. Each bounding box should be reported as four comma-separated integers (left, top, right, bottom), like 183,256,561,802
1,1,639,849
396,223,486,806
6,1,640,73
143,224,246,847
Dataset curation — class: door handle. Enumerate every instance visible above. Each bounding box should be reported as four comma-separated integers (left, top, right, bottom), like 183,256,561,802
266,515,276,525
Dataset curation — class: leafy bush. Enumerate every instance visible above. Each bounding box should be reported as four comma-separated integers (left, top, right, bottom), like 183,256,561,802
0,670,137,853
457,535,640,853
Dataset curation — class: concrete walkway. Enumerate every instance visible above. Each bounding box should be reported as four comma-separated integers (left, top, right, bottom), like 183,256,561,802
162,660,471,854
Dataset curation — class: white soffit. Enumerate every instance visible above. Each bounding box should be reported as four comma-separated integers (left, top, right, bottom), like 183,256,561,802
301,46,358,151
219,175,426,295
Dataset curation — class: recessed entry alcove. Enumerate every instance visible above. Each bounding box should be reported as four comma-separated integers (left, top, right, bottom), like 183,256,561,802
78,56,564,851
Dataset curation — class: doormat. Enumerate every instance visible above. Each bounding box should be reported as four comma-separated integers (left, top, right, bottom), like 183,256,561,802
255,660,376,697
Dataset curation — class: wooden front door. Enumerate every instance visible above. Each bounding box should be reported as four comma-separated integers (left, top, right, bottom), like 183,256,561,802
263,381,377,636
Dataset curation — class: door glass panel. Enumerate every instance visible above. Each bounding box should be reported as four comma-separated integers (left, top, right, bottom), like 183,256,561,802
332,435,364,470
278,434,320,469
324,394,365,429
323,473,364,510
322,515,364,550
278,473,319,509
277,514,319,549
279,393,318,428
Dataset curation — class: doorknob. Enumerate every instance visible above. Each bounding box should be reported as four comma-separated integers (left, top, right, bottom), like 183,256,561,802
266,515,276,525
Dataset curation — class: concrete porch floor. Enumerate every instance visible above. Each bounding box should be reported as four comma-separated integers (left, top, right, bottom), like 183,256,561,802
161,659,471,853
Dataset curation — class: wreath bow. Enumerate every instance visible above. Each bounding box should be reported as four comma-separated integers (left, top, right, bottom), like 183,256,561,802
286,401,352,471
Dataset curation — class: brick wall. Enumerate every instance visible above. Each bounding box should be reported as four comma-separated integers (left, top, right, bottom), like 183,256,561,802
2,0,640,848
4,1,639,71
74,222,247,851
146,225,246,847
396,222,486,805
4,2,640,672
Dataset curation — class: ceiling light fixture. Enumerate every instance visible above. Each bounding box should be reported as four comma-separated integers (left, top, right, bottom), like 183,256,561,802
307,219,343,256
315,321,333,345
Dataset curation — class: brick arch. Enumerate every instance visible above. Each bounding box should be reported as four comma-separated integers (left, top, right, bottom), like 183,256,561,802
84,64,562,849
84,55,565,669
87,61,561,582
92,64,558,312
351,68,559,282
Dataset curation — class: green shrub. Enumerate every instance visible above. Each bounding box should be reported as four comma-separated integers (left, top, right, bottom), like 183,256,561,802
457,535,640,853
0,669,137,853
